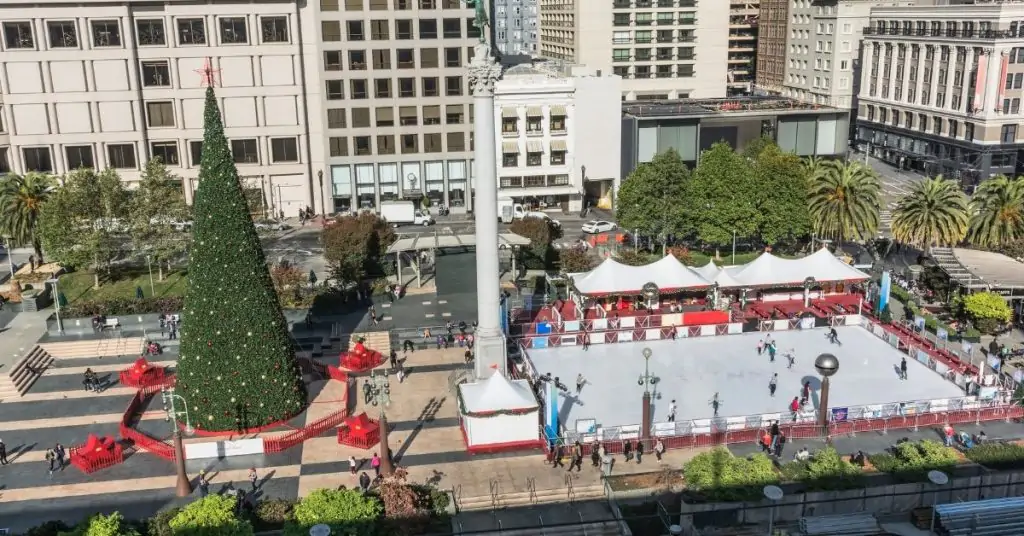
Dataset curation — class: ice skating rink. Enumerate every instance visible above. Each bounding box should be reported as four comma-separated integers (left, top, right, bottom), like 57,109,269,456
525,326,965,429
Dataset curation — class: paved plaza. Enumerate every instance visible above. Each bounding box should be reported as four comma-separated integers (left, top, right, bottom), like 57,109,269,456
526,326,966,430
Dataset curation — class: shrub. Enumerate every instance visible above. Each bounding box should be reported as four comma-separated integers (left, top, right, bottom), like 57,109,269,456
285,488,383,536
964,442,1024,470
615,250,656,267
868,440,960,482
962,291,1012,334
253,498,295,530
879,305,893,324
668,246,693,265
26,521,72,536
168,494,253,536
63,296,184,317
778,447,863,490
146,508,180,536
557,246,595,274
683,447,779,501
61,513,141,536
377,469,431,534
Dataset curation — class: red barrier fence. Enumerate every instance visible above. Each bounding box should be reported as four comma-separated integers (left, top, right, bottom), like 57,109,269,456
119,382,176,460
69,434,125,473
265,405,350,453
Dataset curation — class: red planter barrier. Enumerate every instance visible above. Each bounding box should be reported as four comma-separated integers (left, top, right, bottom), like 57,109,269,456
69,434,124,473
118,357,167,388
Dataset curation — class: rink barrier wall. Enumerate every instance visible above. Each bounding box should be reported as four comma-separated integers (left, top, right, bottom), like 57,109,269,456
507,311,740,338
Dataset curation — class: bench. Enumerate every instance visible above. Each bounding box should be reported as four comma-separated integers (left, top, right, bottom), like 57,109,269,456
103,318,121,330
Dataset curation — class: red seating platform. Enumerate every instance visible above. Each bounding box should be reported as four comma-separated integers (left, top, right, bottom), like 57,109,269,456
339,341,384,373
70,434,124,473
336,412,381,449
118,357,167,388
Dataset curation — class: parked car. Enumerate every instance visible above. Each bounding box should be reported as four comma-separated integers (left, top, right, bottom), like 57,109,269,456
581,220,617,234
254,220,288,231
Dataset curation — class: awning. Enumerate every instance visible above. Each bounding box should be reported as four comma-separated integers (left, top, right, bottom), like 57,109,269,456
551,105,566,116
502,108,518,119
527,140,543,152
502,141,519,153
527,106,543,117
551,139,567,151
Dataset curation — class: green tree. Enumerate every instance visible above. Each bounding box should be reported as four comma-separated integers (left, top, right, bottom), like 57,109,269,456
750,144,812,244
614,249,655,266
962,291,1013,334
557,246,595,273
689,143,759,249
891,176,968,249
509,216,560,269
38,168,130,288
967,175,1024,248
285,488,383,536
129,158,190,280
807,159,881,245
742,135,776,160
60,512,140,536
322,212,397,288
175,86,306,431
168,494,253,536
615,149,691,247
0,172,56,264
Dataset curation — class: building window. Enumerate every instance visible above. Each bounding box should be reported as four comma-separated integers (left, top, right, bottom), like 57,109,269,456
329,137,348,157
526,149,542,166
374,78,392,98
150,142,179,166
550,150,566,165
372,49,391,69
326,80,345,99
445,104,464,124
445,47,461,67
352,108,370,127
3,22,35,49
231,139,259,164
375,107,394,127
271,138,299,163
91,20,121,47
422,77,439,96
141,61,171,87
397,106,416,126
0,148,9,174
145,102,175,128
22,147,53,172
550,113,566,132
398,77,415,97
502,152,518,168
328,108,347,128
419,19,437,39
325,51,343,70
396,19,413,39
47,21,78,48
1002,124,1018,143
401,134,418,154
442,18,461,38
502,116,518,135
190,141,203,166
447,132,465,152
219,17,247,44
526,114,542,134
424,133,442,153
347,79,366,99
345,0,363,9
177,18,207,45
107,144,137,169
397,48,415,68
377,135,396,155
321,21,341,41
420,48,439,68
354,136,372,156
137,20,165,46
65,145,95,169
261,16,289,43
524,175,545,187
445,76,462,96
371,20,389,40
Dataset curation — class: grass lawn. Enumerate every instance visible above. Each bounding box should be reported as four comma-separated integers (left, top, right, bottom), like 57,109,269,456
58,269,188,304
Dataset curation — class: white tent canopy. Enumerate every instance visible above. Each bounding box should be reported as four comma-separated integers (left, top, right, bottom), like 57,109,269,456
459,373,538,414
726,249,869,288
569,256,711,296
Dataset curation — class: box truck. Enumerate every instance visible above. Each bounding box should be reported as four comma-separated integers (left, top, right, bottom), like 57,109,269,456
380,200,435,227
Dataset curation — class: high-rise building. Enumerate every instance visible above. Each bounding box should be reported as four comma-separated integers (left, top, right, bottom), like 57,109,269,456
755,0,789,93
857,2,1024,185
538,0,730,100
727,1,759,96
492,0,539,56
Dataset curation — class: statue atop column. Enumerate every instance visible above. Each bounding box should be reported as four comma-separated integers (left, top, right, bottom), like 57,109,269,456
465,0,502,96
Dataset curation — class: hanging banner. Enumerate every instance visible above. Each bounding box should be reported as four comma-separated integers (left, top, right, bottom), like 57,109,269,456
831,407,849,422
937,328,948,341
914,316,926,331
878,271,892,314
544,380,559,446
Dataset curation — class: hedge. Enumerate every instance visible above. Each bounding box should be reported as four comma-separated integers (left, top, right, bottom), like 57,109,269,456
868,440,960,482
63,297,185,317
683,447,779,501
889,286,981,342
964,442,1024,470
777,447,863,490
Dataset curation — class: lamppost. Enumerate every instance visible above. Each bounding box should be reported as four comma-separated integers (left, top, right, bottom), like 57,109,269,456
317,170,326,218
366,370,394,476
45,277,64,334
814,353,839,428
4,237,14,279
146,255,155,297
763,484,784,536
161,385,195,496
638,347,657,440
927,470,950,533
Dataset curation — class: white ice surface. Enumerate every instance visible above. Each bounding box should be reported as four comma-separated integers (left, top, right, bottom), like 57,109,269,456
525,326,965,429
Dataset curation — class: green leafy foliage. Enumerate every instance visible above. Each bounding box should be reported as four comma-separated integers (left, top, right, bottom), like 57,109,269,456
175,87,305,431
60,513,140,536
322,212,396,287
964,442,1024,470
0,171,56,263
689,143,759,246
614,249,656,266
168,495,253,536
967,175,1024,248
252,498,295,531
27,521,73,536
683,447,779,501
557,246,595,273
868,440,960,482
616,149,692,243
879,304,893,324
63,297,184,317
128,158,191,279
807,159,881,243
779,447,863,490
962,291,1013,334
285,488,383,536
750,144,812,244
891,176,968,249
146,508,181,536
271,261,314,308
509,217,560,269
38,168,130,286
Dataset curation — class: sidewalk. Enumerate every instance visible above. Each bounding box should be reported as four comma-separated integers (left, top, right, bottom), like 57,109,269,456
0,310,52,372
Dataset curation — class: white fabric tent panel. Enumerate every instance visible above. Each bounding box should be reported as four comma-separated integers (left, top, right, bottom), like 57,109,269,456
459,374,538,413
574,255,710,295
463,412,540,447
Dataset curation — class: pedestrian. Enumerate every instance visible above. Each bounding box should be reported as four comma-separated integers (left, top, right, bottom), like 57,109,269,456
635,440,644,464
571,441,583,472
198,470,210,496
359,471,371,492
169,321,177,340
828,327,839,345
774,433,787,457
760,431,772,453
769,373,778,397
789,397,800,422
397,366,406,384
668,399,677,422
943,424,955,447
436,334,443,350
800,381,811,406
45,448,56,475
590,442,601,467
786,348,796,369
371,453,381,477
159,314,166,337
757,339,764,355
583,331,591,350
575,373,586,395
770,421,780,451
552,443,565,468
389,350,398,369
623,440,633,462
370,308,379,327
768,343,776,362
83,369,95,392
654,438,665,461
55,443,65,470
710,393,721,417
248,467,258,491
0,438,8,465
900,357,908,380
349,455,359,475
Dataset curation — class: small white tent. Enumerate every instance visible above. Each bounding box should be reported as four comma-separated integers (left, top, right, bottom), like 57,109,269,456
458,373,542,453
571,256,711,295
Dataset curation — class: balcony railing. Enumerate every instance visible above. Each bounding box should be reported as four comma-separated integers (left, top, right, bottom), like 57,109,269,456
863,27,1014,40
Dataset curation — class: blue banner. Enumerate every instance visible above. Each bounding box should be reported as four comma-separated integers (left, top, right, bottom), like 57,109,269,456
499,302,509,334
878,271,892,314
544,381,559,446
914,316,926,331
937,328,948,341
831,407,849,422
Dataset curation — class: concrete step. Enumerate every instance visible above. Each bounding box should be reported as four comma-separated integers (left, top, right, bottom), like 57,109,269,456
349,331,392,356
493,521,623,536
458,484,606,511
41,337,145,359
0,346,55,399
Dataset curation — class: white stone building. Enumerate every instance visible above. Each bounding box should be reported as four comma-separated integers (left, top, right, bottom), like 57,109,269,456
491,63,621,212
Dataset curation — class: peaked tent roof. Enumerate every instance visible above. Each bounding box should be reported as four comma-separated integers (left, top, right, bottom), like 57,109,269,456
692,260,721,281
572,255,711,295
727,248,869,287
459,373,539,413
803,247,873,283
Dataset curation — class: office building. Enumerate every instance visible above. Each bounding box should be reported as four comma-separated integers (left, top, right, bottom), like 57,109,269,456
856,2,1024,185
492,0,539,56
493,63,621,212
538,0,731,100
728,1,759,96
756,0,789,93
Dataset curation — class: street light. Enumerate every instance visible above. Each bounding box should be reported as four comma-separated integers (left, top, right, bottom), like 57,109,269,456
161,386,195,496
146,255,155,297
45,277,64,334
763,484,784,536
317,170,326,219
366,370,394,476
927,470,949,533
814,353,839,428
4,237,14,279
638,347,657,440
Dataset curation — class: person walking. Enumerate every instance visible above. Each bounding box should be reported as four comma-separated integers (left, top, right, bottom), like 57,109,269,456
389,350,398,369
667,399,677,422
789,397,801,421
769,374,778,397
710,393,721,417
828,327,840,345
757,339,764,355
800,381,811,406
769,421,780,452
248,467,258,491
571,441,583,472
590,442,601,468
767,343,776,363
582,331,591,350
786,349,796,369
0,439,8,465
45,448,56,475
371,453,381,477
623,440,633,462
349,455,359,475
159,314,167,337
774,433,787,457
198,470,210,497
552,443,565,469
654,438,665,462
900,357,908,380
635,440,644,464
359,471,372,492
575,374,586,395
168,320,178,340
54,443,66,470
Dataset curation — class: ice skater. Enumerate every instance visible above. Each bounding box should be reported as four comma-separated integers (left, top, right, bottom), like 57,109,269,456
827,327,840,345
709,392,721,417
576,373,587,394
667,399,677,422
900,357,908,380
789,397,800,421
757,339,764,355
800,381,811,406
785,348,796,369
769,373,778,397
767,342,777,362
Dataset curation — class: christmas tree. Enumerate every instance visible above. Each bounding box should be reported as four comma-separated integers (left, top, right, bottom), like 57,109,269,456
176,86,306,431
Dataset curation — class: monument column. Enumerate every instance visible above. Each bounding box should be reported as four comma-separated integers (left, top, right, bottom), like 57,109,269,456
468,42,506,379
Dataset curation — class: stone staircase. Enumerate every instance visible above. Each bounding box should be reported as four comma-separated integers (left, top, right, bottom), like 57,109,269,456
349,331,392,356
457,484,607,511
494,521,623,536
0,346,55,399
40,337,146,359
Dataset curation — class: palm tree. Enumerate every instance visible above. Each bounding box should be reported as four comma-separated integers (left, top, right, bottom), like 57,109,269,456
803,156,824,183
967,175,1024,248
891,176,969,249
0,172,56,264
807,159,882,245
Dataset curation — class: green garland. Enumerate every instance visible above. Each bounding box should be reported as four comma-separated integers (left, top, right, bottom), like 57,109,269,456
456,388,538,418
